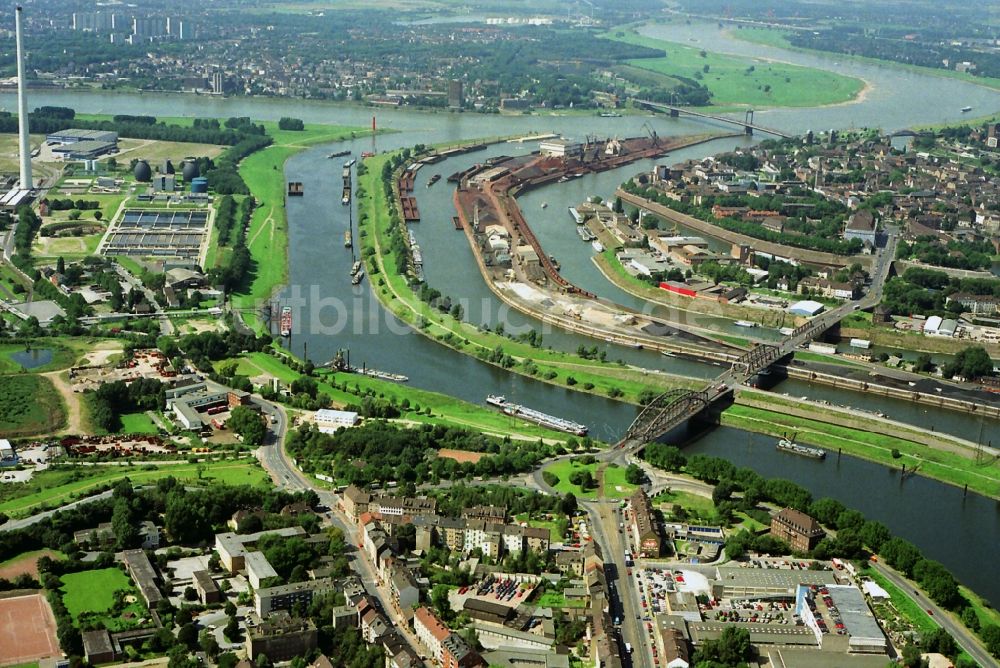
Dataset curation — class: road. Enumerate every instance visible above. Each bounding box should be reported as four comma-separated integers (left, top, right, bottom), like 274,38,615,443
873,561,995,667
251,396,428,660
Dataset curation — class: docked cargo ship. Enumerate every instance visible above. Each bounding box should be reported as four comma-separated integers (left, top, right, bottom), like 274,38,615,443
486,395,588,435
776,435,826,460
279,307,292,338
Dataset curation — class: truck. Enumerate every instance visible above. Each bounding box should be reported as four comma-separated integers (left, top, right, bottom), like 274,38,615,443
625,643,632,654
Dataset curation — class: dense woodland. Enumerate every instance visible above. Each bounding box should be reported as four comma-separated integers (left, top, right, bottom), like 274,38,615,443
286,422,556,487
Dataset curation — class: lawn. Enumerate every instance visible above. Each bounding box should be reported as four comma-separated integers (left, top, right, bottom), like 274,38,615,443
865,568,939,637
541,459,636,499
536,590,587,609
610,26,865,108
114,137,227,163
652,488,717,519
59,568,148,631
721,403,1000,499
792,351,866,368
0,375,65,438
232,145,296,308
0,460,271,518
118,412,158,435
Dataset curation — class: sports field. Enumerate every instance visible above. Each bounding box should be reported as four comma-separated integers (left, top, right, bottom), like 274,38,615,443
0,594,60,666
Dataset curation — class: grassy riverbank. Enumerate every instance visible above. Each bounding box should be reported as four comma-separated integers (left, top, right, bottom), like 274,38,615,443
356,151,703,405
721,402,1000,499
217,350,573,442
731,26,1000,93
608,25,865,108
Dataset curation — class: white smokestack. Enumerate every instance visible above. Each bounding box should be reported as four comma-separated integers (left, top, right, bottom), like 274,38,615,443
15,5,32,191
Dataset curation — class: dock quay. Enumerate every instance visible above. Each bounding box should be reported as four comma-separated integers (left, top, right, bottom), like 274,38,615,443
452,216,463,230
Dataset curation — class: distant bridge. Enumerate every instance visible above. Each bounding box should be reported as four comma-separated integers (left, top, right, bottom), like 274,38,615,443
634,99,793,139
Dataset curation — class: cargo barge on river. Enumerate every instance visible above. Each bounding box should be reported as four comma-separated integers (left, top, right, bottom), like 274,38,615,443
486,395,588,435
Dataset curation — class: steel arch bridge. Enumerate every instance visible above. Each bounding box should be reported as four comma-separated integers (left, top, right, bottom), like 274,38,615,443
622,388,713,448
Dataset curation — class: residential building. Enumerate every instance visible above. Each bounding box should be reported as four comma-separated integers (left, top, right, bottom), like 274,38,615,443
389,562,420,619
256,578,336,617
769,508,826,553
245,551,278,590
214,527,307,573
630,489,663,558
245,613,318,662
946,292,1000,315
843,210,877,245
413,606,450,663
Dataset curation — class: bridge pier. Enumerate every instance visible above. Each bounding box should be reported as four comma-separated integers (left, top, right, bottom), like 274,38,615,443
744,126,753,135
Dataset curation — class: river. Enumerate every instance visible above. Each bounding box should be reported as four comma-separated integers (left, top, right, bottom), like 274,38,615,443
5,31,1000,601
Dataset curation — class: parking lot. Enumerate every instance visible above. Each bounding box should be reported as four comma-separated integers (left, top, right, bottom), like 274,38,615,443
448,573,539,611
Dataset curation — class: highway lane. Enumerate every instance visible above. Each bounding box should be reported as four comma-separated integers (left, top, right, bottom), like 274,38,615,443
873,561,995,668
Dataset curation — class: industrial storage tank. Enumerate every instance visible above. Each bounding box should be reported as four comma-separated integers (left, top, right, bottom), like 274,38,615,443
163,159,175,174
181,159,199,182
133,159,152,182
190,177,208,194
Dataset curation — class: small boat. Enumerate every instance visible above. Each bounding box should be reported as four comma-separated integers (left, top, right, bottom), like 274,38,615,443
549,254,560,270
541,202,548,209
344,158,356,167
777,435,826,460
351,269,365,285
961,106,972,113
361,151,375,158
591,241,604,253
576,225,595,242
734,320,758,328
568,207,584,224
600,112,622,118
344,230,352,248
427,174,441,187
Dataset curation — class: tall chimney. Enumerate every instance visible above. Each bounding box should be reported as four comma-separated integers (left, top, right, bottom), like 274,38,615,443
15,6,32,191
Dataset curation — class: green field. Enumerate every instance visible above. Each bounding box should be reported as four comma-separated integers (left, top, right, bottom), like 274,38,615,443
733,26,1000,93
542,459,637,499
722,403,1000,499
0,375,65,437
652,488,717,519
610,26,865,108
118,412,159,434
536,590,587,609
866,568,939,637
0,460,271,518
232,146,296,308
356,151,702,404
59,568,148,631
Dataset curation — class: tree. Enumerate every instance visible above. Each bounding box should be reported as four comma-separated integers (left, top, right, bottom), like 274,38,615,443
177,623,199,649
560,493,578,517
625,464,646,485
57,256,65,274
228,406,266,446
111,497,140,549
224,600,237,617
199,629,221,658
224,615,241,642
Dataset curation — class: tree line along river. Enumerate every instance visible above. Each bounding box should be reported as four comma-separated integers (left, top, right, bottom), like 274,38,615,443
6,29,1000,602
